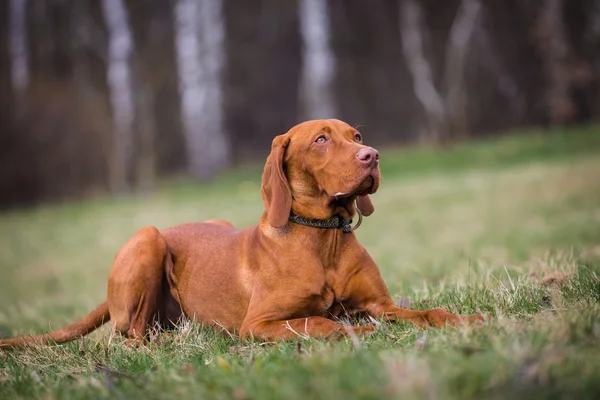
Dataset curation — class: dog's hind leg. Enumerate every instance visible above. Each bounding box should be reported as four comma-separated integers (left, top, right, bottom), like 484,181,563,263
107,226,173,343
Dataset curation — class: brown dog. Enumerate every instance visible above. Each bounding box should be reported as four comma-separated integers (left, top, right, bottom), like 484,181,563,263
0,119,482,349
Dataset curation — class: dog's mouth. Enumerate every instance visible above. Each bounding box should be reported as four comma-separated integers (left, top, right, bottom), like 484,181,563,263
331,170,380,199
353,175,375,196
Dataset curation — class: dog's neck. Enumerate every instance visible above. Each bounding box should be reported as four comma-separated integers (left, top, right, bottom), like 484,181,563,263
258,213,357,270
288,212,356,233
290,193,358,221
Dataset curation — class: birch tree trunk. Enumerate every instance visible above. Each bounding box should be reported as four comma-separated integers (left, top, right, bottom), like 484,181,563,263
299,0,336,120
9,0,29,118
174,0,229,179
102,0,134,193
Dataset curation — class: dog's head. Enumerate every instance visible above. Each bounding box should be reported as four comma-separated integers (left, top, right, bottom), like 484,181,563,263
261,119,380,228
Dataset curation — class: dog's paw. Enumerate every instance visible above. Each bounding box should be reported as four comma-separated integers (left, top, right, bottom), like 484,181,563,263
425,308,463,327
464,314,492,325
125,338,146,348
347,325,376,337
425,309,489,327
328,325,376,341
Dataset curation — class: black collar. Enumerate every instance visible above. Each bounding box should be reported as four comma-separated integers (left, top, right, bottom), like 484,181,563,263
288,212,359,233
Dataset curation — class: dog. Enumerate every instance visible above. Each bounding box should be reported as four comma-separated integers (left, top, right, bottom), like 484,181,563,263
0,119,483,349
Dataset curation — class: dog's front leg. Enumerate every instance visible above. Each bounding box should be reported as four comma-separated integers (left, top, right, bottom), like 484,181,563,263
239,317,375,341
343,253,484,328
367,303,483,328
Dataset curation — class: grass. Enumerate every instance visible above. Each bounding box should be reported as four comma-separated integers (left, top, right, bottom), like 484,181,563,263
1,125,600,399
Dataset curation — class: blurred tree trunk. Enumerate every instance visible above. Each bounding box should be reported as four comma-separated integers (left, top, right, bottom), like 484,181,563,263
3,0,27,204
223,0,301,163
125,0,162,192
328,0,416,144
0,0,17,205
471,17,525,124
299,0,336,120
0,2,12,130
65,0,114,197
174,0,229,179
9,0,29,119
71,0,114,196
442,0,482,141
400,0,481,144
534,0,576,124
590,0,600,116
400,0,446,143
132,72,156,192
102,0,134,193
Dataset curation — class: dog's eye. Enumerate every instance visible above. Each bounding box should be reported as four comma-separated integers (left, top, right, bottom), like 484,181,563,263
354,133,362,142
315,135,327,144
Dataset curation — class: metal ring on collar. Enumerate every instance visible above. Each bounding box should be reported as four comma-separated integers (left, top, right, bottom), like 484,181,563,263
351,208,363,231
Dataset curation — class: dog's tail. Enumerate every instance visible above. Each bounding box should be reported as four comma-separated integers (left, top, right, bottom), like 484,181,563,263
0,301,110,350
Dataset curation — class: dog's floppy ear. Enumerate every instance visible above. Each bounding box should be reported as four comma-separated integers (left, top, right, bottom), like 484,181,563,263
261,134,292,228
356,195,374,216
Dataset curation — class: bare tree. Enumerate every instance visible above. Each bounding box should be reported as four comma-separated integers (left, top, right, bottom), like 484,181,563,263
400,0,481,143
102,0,134,193
472,20,525,122
132,73,156,192
534,0,575,124
587,0,600,66
442,0,483,140
126,1,162,192
9,0,29,118
400,0,446,143
174,0,229,179
589,0,600,114
71,0,115,195
299,0,336,120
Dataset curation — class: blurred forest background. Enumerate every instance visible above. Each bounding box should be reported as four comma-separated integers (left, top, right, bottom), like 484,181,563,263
1,0,599,209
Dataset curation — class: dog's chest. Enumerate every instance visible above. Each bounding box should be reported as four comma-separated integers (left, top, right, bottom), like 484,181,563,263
314,285,336,316
305,265,353,317
313,279,349,317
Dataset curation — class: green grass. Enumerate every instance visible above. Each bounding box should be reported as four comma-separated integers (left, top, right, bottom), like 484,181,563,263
1,126,600,399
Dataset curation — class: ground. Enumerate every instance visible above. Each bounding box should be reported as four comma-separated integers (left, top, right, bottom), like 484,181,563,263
1,126,600,399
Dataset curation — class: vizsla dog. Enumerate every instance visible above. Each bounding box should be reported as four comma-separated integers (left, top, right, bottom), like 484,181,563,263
0,119,482,349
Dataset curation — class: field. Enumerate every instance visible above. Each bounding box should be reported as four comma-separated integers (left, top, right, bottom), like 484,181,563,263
1,127,600,399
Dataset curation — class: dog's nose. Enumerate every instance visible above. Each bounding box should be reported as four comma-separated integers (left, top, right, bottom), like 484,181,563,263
356,147,380,168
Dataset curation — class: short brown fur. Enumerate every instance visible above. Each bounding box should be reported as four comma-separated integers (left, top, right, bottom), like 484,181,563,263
1,119,482,349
